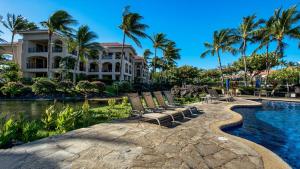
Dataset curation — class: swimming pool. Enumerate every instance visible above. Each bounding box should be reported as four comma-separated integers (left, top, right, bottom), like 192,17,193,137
223,100,300,169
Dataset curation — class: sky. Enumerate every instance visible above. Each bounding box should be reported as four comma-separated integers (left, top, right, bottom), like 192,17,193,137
0,0,299,69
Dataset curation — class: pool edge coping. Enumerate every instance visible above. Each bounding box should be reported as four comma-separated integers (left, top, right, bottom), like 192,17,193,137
209,98,292,169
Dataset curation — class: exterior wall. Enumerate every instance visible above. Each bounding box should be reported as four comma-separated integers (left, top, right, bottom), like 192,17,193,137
0,31,150,83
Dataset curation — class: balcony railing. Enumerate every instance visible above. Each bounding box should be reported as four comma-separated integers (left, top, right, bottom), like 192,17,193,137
26,63,47,69
52,47,62,53
28,48,47,53
28,47,63,53
102,69,112,72
102,55,113,59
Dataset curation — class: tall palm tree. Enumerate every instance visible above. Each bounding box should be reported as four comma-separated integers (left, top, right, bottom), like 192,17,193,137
41,10,77,79
201,29,237,87
270,6,300,61
119,6,149,81
234,15,264,86
163,41,180,70
150,33,168,73
143,49,152,65
1,13,38,60
70,25,98,84
254,17,276,83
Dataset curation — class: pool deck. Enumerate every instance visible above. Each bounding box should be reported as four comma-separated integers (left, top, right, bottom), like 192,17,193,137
0,97,291,169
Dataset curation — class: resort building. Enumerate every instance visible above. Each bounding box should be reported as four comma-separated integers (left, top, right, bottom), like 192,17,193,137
0,30,149,82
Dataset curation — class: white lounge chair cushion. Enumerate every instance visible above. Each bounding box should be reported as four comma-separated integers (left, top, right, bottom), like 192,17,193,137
142,113,169,119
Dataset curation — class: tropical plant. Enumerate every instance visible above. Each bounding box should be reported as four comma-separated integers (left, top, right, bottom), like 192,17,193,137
0,61,20,82
234,15,264,86
201,29,237,87
91,81,105,93
57,80,74,93
269,6,300,61
71,25,98,84
32,78,57,95
41,10,77,78
75,80,97,94
56,105,75,133
119,6,149,81
143,49,153,65
41,105,57,130
1,82,27,97
108,98,116,108
254,16,276,82
163,41,181,70
150,33,168,73
1,13,38,60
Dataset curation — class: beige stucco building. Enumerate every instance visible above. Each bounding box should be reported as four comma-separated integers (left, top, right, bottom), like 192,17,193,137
0,30,149,83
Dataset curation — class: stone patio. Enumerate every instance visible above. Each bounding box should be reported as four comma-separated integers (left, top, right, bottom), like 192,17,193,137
0,98,269,169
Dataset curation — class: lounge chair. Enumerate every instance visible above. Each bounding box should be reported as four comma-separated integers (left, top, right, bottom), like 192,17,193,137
208,89,234,102
142,92,181,122
153,91,191,119
127,93,171,126
163,91,199,116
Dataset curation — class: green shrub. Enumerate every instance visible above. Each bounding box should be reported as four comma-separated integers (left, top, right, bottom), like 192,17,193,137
41,105,57,130
20,77,34,85
91,81,105,93
22,121,39,142
239,86,255,95
76,80,97,94
0,118,17,148
108,99,116,108
113,81,132,93
121,97,128,106
56,106,75,133
32,78,57,95
58,80,74,93
1,82,27,97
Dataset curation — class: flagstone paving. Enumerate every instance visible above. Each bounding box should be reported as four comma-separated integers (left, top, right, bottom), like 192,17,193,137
0,98,266,169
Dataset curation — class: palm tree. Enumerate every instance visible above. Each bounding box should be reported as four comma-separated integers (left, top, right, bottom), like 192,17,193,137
150,33,168,73
119,6,149,81
41,10,77,79
1,13,38,60
70,25,98,84
201,29,237,87
143,49,152,65
234,15,264,86
270,6,300,61
254,17,276,83
163,41,180,70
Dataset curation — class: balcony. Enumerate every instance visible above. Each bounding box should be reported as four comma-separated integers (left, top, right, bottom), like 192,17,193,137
52,47,62,53
102,55,113,59
28,47,63,53
28,48,47,53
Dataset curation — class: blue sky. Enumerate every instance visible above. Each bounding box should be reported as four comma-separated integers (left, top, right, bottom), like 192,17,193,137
0,0,299,69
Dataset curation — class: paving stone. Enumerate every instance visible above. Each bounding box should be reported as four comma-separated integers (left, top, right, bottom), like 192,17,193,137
0,98,265,169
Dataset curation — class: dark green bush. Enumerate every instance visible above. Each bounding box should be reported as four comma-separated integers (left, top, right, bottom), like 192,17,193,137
239,86,255,95
1,82,27,97
113,81,132,93
32,78,57,95
57,80,74,93
76,80,97,94
91,81,105,93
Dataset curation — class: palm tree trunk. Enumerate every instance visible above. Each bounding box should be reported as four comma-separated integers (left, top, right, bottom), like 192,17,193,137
265,44,270,84
120,32,126,82
47,32,53,79
154,47,158,72
10,32,15,61
217,50,224,88
242,39,248,87
73,46,79,84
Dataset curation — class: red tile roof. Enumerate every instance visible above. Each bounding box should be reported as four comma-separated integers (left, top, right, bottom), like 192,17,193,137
99,42,131,47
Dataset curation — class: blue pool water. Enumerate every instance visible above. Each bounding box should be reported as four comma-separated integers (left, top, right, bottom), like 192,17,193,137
223,100,300,169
